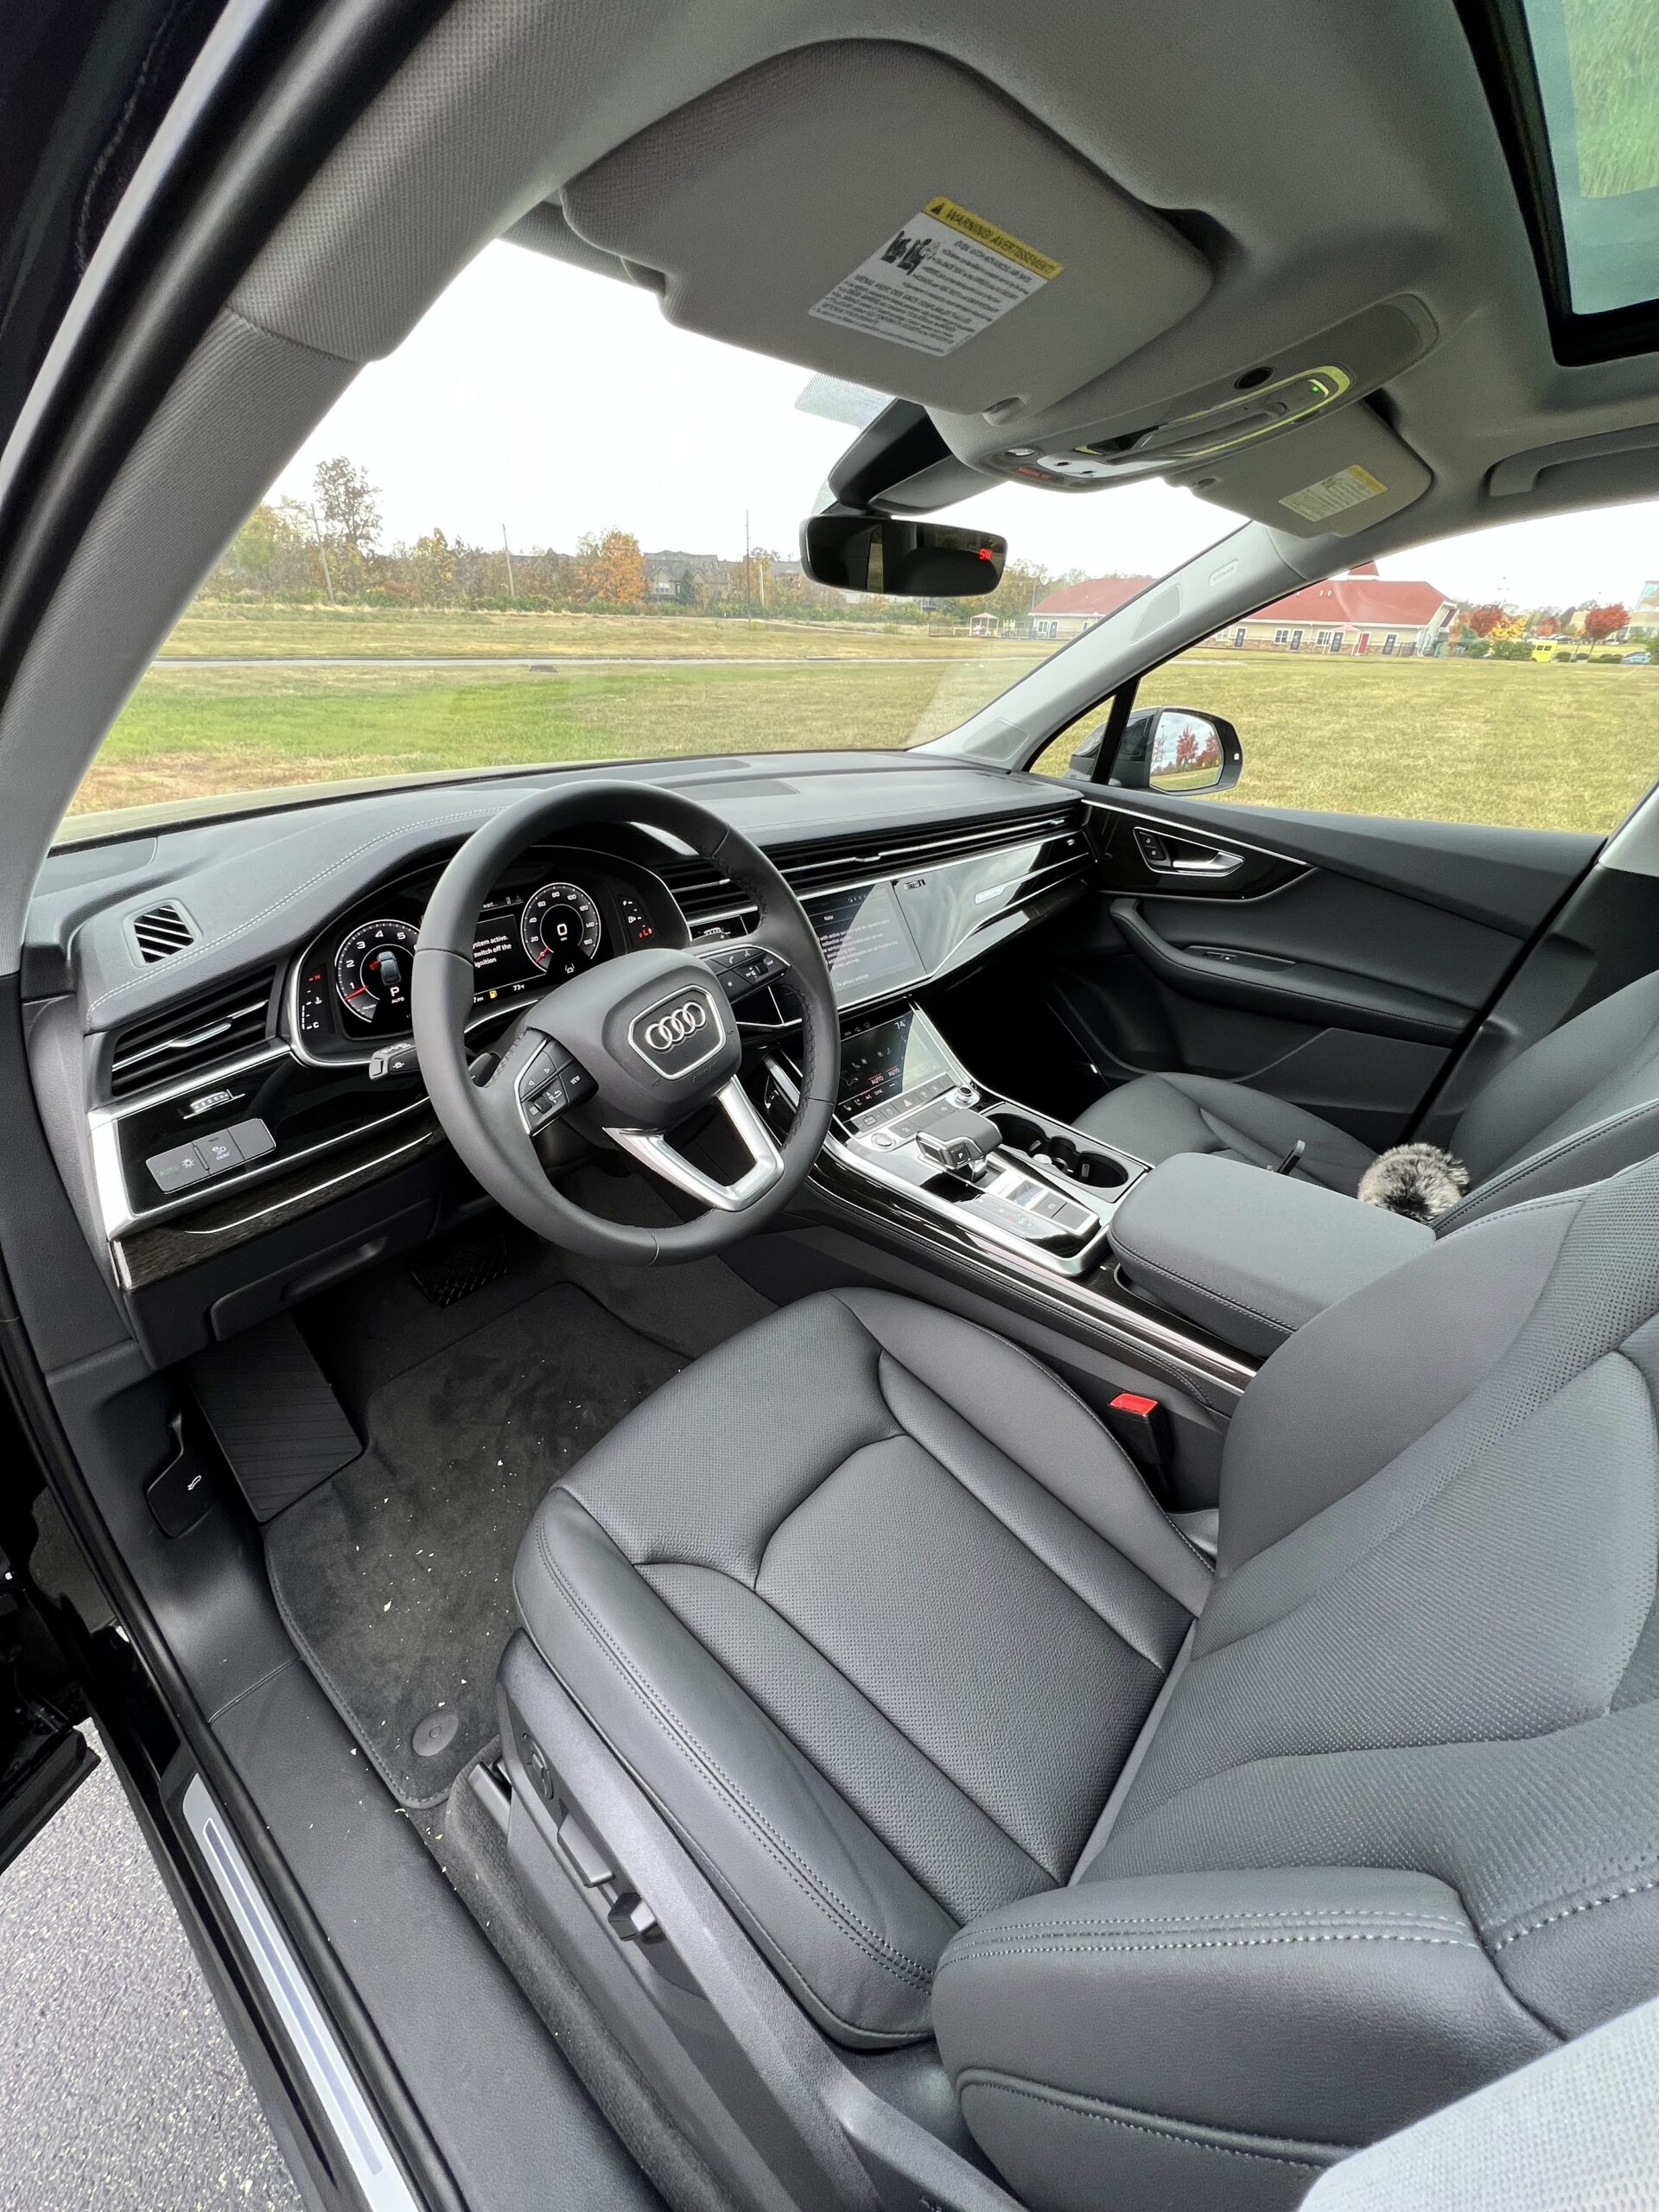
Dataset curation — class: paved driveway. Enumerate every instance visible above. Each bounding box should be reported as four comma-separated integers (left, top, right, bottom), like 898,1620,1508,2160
0,1738,303,2212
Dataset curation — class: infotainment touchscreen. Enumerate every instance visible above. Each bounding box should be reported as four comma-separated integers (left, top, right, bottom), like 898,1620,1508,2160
836,1013,954,1124
802,880,925,1004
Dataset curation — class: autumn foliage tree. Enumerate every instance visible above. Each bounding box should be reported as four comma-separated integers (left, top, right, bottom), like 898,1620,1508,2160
1584,602,1630,642
574,530,647,607
1461,603,1505,637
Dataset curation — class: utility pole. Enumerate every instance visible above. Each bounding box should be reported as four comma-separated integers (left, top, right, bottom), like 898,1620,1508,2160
501,524,515,600
309,504,335,604
744,509,751,616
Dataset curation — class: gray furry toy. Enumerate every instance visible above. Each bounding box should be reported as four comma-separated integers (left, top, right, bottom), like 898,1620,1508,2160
1357,1142,1470,1224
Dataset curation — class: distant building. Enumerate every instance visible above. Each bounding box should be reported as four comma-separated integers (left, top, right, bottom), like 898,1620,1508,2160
642,550,732,600
1211,567,1455,657
1030,575,1155,639
1626,582,1659,638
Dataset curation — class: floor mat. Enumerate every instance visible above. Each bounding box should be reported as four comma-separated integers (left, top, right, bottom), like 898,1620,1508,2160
265,1281,683,1806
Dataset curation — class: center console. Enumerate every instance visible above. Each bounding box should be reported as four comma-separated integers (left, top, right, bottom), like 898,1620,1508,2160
817,1008,1138,1276
764,1003,1257,1410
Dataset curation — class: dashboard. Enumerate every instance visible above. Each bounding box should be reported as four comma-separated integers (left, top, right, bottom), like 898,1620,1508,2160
289,844,680,1062
26,753,1090,1367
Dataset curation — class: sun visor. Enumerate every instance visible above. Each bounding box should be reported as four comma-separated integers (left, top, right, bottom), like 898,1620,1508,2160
1181,404,1431,538
558,42,1211,418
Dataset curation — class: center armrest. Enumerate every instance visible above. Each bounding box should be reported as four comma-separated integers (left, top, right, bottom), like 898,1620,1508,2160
1108,1152,1432,1358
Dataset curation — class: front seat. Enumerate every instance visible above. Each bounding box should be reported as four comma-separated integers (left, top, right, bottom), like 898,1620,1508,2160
514,1160,1659,2209
1073,964,1659,1217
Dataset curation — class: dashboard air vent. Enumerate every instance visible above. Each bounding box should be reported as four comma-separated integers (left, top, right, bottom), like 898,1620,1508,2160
108,966,278,1099
658,805,1085,938
128,900,199,963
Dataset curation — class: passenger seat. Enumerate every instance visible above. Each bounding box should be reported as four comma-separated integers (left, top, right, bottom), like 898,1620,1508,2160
1075,965,1659,1224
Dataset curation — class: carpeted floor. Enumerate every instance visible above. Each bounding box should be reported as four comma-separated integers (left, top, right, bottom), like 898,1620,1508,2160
265,1281,683,1806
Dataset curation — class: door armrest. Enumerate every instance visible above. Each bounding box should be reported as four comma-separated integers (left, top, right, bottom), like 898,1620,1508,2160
1109,1153,1432,1358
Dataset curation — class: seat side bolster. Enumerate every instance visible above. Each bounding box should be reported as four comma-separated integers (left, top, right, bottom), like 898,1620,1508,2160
513,1485,956,2044
931,1866,1556,2204
1438,1099,1659,1230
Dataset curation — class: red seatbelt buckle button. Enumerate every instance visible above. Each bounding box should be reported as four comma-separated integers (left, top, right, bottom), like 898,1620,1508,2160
1105,1389,1173,1475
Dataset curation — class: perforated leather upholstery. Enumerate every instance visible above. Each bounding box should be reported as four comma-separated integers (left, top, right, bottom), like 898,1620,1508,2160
516,1160,1659,2208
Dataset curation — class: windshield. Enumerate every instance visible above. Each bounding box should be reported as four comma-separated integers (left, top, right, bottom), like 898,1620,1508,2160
65,242,1234,831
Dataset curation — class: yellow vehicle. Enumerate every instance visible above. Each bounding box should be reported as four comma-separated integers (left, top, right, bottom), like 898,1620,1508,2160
1531,638,1580,661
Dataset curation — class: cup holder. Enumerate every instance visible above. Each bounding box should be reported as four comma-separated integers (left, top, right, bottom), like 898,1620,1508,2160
989,1110,1047,1156
989,1109,1128,1191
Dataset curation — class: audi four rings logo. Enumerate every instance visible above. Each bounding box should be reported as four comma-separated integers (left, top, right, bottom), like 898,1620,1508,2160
642,999,709,1053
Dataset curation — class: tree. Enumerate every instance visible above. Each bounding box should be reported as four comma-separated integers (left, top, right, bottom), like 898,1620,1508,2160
574,530,646,607
408,528,457,604
313,455,382,557
1461,602,1505,638
1584,601,1630,642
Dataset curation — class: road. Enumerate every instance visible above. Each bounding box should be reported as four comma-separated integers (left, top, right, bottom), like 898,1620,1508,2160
0,1737,304,2212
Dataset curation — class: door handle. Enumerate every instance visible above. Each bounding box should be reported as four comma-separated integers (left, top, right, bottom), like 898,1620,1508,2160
1133,824,1244,878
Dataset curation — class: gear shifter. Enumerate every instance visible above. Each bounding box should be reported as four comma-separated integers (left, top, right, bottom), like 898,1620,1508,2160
915,1108,1003,1182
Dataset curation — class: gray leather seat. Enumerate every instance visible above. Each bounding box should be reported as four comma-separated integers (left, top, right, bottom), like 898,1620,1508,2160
1076,966,1659,1217
515,1161,1659,2208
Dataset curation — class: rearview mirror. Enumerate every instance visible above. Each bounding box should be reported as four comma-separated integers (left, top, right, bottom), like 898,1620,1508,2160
799,513,1007,596
1109,707,1242,794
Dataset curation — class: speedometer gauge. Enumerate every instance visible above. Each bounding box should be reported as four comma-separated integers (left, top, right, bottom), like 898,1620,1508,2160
335,918,419,1022
521,880,602,978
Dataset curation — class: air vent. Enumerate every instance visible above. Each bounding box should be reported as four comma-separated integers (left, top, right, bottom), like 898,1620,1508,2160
658,807,1084,936
127,900,199,963
108,967,278,1099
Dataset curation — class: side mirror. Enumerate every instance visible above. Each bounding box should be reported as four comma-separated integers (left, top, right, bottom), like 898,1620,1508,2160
1063,727,1108,782
1109,707,1242,794
799,513,1007,597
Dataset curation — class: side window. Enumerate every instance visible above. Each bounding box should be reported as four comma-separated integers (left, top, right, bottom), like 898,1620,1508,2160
1032,544,1659,835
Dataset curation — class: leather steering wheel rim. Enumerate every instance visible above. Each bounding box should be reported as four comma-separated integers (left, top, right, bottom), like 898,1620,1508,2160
410,779,840,1262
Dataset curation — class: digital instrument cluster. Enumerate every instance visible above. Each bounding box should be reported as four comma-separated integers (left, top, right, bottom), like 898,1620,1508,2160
292,853,670,1057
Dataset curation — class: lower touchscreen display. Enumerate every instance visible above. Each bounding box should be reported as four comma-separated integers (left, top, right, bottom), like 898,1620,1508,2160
804,880,924,1003
837,1014,952,1123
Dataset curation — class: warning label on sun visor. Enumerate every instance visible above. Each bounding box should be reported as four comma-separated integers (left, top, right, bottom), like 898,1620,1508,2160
809,199,1062,358
1279,464,1388,522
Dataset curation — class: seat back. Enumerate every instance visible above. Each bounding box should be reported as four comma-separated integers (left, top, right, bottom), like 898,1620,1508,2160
1440,969,1659,1224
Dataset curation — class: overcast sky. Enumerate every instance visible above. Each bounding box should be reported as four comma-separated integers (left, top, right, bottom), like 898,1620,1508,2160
274,241,1659,609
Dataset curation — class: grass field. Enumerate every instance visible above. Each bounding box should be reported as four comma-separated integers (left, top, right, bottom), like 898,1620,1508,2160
157,604,1037,662
69,607,1659,836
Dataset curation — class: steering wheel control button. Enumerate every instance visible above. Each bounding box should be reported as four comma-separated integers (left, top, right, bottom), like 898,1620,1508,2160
368,1041,420,1082
146,1141,210,1195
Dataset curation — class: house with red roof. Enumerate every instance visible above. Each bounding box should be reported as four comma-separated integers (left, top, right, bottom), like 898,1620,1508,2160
1211,563,1454,657
1029,575,1154,639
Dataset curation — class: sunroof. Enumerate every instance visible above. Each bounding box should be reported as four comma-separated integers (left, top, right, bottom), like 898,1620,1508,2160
1519,0,1659,315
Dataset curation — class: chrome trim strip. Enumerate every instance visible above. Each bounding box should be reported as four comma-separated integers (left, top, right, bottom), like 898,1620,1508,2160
670,815,1079,911
99,1040,288,1119
180,1777,419,2212
92,1081,427,1243
607,1079,785,1213
171,1127,437,1236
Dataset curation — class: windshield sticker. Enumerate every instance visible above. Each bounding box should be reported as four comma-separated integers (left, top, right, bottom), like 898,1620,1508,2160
809,198,1062,357
1279,463,1388,522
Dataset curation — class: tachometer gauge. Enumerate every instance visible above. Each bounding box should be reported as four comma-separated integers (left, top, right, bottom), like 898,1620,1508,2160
521,880,602,978
335,918,419,1023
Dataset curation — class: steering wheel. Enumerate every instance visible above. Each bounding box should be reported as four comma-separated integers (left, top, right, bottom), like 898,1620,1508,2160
410,781,840,1262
